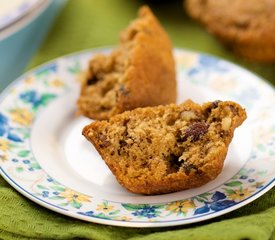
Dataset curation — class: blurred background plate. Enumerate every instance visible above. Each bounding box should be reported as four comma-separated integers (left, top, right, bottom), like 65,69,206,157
0,0,42,30
0,0,66,91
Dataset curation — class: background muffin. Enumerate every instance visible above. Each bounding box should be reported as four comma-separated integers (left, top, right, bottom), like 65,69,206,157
185,0,275,62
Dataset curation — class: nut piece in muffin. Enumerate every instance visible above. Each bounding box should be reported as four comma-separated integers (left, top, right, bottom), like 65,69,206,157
83,100,246,195
77,6,176,120
185,0,275,62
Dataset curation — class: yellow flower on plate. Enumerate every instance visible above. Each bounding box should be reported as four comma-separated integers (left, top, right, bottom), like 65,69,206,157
253,127,273,145
50,78,65,88
166,200,195,215
176,52,198,69
60,189,91,203
10,108,32,126
0,154,8,161
96,203,115,213
116,216,132,221
0,139,10,152
24,76,35,84
210,76,237,93
227,188,253,201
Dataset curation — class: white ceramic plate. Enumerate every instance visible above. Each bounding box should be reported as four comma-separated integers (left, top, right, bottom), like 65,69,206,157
0,0,42,30
0,48,274,228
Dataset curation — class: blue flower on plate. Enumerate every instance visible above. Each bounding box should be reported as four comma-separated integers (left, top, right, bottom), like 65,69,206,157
0,113,22,142
36,63,57,76
194,191,236,215
78,211,94,217
132,206,158,219
19,90,56,110
42,191,49,198
188,55,229,77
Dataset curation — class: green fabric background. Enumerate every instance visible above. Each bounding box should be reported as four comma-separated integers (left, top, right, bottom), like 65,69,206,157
1,0,275,239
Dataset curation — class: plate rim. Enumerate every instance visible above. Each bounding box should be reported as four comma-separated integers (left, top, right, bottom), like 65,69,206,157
0,166,274,228
0,47,274,228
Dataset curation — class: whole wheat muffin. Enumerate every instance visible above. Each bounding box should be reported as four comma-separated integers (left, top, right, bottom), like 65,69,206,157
185,0,275,62
83,100,246,195
77,6,176,120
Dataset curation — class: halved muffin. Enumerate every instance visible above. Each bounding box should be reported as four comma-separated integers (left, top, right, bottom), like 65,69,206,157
83,100,246,195
77,6,176,120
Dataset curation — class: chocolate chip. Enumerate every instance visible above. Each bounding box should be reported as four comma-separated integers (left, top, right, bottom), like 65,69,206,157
181,122,209,142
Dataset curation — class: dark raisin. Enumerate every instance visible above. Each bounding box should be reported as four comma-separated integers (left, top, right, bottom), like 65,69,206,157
142,28,151,35
98,134,111,148
200,0,208,5
87,75,99,85
119,140,127,147
181,122,208,142
123,119,130,127
99,140,111,148
229,105,238,115
119,85,129,96
167,117,176,126
204,100,222,118
212,100,222,109
128,29,138,40
169,154,182,172
234,20,250,30
219,130,229,137
121,119,130,139
182,162,198,175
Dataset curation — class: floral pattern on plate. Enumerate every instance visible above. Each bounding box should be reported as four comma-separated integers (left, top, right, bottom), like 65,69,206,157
0,48,274,227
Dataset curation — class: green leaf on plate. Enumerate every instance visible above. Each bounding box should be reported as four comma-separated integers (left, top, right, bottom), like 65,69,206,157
37,185,49,190
49,196,65,200
16,167,24,173
224,181,242,187
223,188,236,194
68,61,81,74
70,200,82,209
257,144,266,152
109,210,120,215
153,205,165,209
30,163,41,170
40,94,56,106
50,186,66,192
58,202,69,207
18,150,30,157
121,204,149,211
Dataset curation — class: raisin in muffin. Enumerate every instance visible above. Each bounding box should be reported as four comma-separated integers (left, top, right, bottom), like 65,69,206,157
77,6,176,120
83,100,246,195
185,0,275,62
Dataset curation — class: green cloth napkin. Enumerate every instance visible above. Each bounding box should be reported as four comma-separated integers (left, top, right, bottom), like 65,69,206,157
1,0,275,239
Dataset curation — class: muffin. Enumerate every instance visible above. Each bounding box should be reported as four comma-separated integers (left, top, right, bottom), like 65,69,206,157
77,6,176,120
83,100,246,195
185,0,275,62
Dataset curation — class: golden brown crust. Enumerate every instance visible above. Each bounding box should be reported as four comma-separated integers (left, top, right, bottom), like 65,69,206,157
83,100,246,195
185,0,275,62
77,6,176,120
